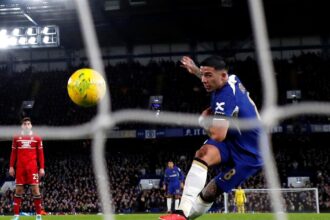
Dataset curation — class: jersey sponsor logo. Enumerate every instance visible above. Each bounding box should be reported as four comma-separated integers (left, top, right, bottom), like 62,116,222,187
215,102,225,114
17,140,37,148
215,102,225,111
20,140,32,148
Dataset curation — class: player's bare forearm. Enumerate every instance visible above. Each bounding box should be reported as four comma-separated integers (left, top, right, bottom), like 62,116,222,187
199,107,213,129
39,168,45,177
9,167,15,177
180,56,201,78
192,70,202,79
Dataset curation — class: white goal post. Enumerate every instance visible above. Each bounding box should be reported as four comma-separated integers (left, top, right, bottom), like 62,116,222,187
223,188,319,214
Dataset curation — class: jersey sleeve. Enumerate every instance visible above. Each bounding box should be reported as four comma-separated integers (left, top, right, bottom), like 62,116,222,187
213,87,236,118
37,137,45,169
9,137,17,168
178,167,185,182
163,169,169,184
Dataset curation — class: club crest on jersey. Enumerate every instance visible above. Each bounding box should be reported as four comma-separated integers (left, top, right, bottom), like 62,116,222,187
215,102,225,113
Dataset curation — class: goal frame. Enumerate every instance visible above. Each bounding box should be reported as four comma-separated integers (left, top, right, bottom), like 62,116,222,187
223,188,320,214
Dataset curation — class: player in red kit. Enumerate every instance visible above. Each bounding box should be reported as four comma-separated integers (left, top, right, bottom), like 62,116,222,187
9,117,45,220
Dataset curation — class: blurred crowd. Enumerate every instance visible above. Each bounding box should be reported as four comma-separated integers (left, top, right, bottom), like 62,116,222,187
0,52,330,126
0,134,329,215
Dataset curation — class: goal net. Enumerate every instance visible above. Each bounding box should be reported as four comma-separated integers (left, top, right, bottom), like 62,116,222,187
223,188,319,213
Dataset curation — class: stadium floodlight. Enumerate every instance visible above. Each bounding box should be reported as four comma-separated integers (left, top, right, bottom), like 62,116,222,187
41,26,49,34
26,27,37,35
12,28,24,36
42,35,49,44
0,36,8,49
18,37,27,45
0,29,7,36
0,25,60,49
8,37,18,46
0,29,8,48
12,28,20,36
41,26,57,35
28,36,37,44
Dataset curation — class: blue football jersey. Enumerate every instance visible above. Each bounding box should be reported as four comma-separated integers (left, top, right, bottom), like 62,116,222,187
164,166,184,185
210,75,261,158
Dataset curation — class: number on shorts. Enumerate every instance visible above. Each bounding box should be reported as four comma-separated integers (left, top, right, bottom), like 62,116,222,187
33,173,39,180
224,168,236,180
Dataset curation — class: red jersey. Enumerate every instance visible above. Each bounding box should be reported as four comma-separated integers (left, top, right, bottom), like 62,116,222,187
10,132,44,169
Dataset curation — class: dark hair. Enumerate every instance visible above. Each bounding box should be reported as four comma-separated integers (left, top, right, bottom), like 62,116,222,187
200,56,227,70
21,117,32,124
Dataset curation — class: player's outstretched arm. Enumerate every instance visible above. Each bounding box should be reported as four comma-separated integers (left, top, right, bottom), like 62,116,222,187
180,56,201,78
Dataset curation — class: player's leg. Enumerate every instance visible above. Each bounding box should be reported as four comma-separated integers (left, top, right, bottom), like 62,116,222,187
174,195,180,210
189,164,260,219
189,179,221,219
166,196,172,213
166,193,173,213
178,143,222,217
31,184,42,219
174,186,182,210
13,167,25,220
166,185,175,213
242,203,245,213
237,204,241,213
13,185,24,220
159,140,227,220
29,167,42,220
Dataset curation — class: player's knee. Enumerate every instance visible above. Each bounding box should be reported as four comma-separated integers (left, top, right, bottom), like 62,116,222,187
195,145,208,158
195,145,221,166
31,186,40,195
15,187,24,195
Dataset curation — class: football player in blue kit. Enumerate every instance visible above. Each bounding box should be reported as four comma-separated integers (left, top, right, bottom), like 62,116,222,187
160,56,263,220
163,161,185,213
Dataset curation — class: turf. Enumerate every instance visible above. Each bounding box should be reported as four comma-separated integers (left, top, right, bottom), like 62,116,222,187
0,214,329,220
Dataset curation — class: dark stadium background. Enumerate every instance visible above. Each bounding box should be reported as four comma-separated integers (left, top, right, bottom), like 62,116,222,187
0,0,329,216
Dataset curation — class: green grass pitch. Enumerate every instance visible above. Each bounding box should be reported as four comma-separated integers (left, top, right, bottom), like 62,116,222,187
0,214,330,220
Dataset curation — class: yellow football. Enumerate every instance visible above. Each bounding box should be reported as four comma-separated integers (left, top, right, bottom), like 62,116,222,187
67,68,106,107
